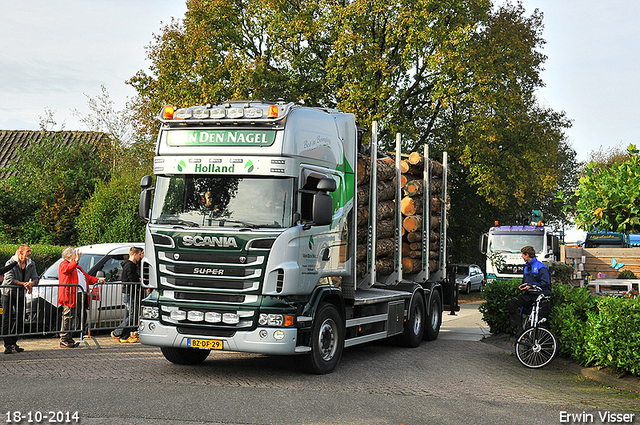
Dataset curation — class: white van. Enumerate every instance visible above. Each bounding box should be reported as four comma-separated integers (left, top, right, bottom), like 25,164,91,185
25,243,143,332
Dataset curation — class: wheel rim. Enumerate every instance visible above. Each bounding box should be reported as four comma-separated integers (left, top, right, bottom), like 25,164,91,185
430,299,440,329
412,304,423,335
516,328,557,368
318,318,337,361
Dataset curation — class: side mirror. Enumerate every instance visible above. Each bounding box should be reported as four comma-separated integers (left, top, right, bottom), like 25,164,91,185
139,188,153,220
96,270,106,279
312,192,333,226
317,177,336,192
479,233,488,254
140,175,153,189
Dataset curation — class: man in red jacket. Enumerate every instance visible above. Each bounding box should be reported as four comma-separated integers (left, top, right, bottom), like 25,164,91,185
58,247,105,348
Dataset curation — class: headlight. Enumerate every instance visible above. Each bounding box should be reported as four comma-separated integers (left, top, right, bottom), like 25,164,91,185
258,314,295,327
142,306,159,319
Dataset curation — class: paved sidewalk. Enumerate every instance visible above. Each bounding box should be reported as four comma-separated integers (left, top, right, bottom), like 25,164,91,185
4,331,147,352
441,300,640,395
440,300,490,341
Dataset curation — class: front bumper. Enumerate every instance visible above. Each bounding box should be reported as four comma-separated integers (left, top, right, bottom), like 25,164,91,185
138,320,298,355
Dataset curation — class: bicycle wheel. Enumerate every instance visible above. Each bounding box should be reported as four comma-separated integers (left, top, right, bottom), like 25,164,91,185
515,327,557,369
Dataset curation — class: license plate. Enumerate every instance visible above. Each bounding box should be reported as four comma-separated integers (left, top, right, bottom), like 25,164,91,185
187,338,223,350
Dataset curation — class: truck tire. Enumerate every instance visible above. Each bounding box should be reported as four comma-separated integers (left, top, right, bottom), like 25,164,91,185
424,290,442,341
297,302,344,374
396,293,425,347
160,346,210,365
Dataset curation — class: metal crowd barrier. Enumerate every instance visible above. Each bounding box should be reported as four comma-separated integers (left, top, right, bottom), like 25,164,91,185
86,281,142,347
0,282,143,348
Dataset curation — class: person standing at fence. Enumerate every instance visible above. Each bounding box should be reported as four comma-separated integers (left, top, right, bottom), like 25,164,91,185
58,247,105,348
2,245,38,354
111,246,143,343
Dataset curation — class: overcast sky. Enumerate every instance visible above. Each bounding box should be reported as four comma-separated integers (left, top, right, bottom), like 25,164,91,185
1,0,638,163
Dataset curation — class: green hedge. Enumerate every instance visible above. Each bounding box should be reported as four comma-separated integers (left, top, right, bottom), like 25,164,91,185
549,284,597,364
0,244,66,275
585,296,640,375
481,278,640,376
478,278,520,334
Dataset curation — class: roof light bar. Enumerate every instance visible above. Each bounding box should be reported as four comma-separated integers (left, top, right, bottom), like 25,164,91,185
268,105,279,118
226,107,244,119
162,105,176,120
175,108,192,119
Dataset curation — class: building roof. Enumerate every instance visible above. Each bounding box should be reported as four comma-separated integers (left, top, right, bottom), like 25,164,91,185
0,130,109,178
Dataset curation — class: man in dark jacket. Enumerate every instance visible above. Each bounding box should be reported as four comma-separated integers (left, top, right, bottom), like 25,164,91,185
507,245,551,336
111,247,143,343
3,245,38,354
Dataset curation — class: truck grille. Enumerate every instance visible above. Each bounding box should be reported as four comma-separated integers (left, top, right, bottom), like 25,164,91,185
174,291,245,303
498,264,525,275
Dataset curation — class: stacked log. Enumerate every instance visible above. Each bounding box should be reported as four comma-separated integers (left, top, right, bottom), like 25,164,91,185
356,150,448,277
356,154,398,277
400,152,446,274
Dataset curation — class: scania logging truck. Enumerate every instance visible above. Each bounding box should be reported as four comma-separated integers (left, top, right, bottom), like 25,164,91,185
138,101,456,373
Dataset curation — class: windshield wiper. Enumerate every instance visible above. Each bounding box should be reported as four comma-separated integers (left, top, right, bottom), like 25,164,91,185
156,218,200,227
214,218,259,229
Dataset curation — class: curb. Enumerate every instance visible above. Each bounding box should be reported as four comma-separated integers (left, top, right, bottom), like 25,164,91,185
482,334,640,395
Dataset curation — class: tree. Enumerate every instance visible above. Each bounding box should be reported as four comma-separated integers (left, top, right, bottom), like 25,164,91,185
0,135,108,245
76,167,147,245
73,87,153,244
128,0,575,262
572,144,640,233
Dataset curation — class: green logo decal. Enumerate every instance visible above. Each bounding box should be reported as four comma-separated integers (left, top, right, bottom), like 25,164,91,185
177,159,186,172
244,160,254,173
167,130,276,147
308,235,314,250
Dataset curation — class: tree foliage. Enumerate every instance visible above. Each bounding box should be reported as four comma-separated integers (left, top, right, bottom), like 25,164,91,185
0,135,108,245
0,87,152,247
128,0,575,262
572,144,640,233
76,166,147,245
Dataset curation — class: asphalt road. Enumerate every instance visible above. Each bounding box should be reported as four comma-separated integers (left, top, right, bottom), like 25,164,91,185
1,302,638,425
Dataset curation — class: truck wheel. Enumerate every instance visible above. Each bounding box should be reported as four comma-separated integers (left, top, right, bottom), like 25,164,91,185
297,302,344,374
396,293,425,347
160,346,210,365
423,290,442,341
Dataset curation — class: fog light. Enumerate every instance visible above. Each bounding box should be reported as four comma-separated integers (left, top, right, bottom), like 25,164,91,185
273,330,285,340
223,313,240,324
148,322,156,331
170,310,187,321
259,329,268,339
188,311,204,322
205,312,222,323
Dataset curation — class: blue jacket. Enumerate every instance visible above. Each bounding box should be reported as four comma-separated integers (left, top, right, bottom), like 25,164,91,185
522,257,551,296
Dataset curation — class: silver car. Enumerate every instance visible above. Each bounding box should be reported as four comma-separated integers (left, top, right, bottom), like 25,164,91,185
455,264,485,294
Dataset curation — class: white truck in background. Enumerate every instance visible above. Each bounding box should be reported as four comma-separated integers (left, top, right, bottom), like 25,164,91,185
480,215,560,282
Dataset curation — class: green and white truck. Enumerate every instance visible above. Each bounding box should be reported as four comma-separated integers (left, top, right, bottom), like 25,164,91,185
138,101,456,373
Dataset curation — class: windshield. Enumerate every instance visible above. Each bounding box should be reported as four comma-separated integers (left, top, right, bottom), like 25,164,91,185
455,266,469,276
151,176,294,228
41,254,104,279
489,234,544,254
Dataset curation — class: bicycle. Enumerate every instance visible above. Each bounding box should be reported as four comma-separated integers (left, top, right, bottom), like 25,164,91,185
515,291,557,368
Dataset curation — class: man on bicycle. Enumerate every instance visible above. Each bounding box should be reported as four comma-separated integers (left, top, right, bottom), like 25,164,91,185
507,245,551,337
